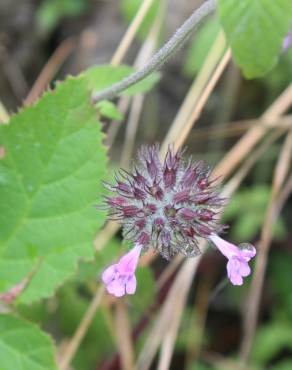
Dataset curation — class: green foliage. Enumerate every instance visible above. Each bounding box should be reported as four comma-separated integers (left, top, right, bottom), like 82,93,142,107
187,362,212,370
56,284,115,370
130,266,156,322
0,314,57,370
76,238,127,283
218,0,292,78
184,17,221,77
223,186,286,240
270,360,292,370
37,0,87,35
251,322,292,365
263,49,292,97
176,308,201,350
96,100,124,121
0,65,157,304
0,68,107,303
17,300,51,325
121,0,160,40
269,251,292,318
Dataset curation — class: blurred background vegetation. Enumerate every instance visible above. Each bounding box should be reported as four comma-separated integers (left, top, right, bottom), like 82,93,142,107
0,0,291,370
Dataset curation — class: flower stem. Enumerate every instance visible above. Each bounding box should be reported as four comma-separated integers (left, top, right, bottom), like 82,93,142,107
91,0,217,102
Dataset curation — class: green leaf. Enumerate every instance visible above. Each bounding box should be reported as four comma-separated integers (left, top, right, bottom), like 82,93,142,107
0,314,57,370
96,100,124,121
76,238,126,283
218,0,292,77
223,186,286,240
56,284,115,369
0,65,155,304
187,363,212,370
251,322,292,365
263,49,292,95
270,360,292,370
184,17,221,77
37,0,87,35
269,252,292,318
121,0,160,40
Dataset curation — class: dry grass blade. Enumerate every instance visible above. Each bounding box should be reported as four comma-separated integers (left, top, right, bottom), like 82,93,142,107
115,300,136,370
185,279,211,368
173,48,231,151
156,255,183,290
157,258,201,370
189,115,292,140
276,173,292,215
121,7,164,166
3,54,28,100
240,130,292,363
110,0,156,66
160,31,227,156
24,38,76,106
59,286,105,370
272,131,292,192
106,97,131,147
214,84,292,178
137,257,201,370
106,0,164,148
94,221,120,251
220,130,286,198
121,95,145,167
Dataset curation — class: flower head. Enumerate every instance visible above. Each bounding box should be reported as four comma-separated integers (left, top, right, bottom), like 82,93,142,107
102,244,142,297
104,145,225,259
209,234,256,285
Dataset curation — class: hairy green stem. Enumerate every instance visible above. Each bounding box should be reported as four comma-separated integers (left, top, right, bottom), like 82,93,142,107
91,0,217,102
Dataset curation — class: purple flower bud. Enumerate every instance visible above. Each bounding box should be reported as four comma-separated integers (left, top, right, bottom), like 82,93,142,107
135,219,146,229
144,203,157,215
115,182,132,195
180,208,197,221
163,148,182,188
197,209,215,221
105,196,128,207
154,217,164,227
133,187,147,200
197,178,209,190
173,190,190,204
161,230,171,246
148,183,164,200
138,144,161,180
132,167,148,186
120,205,142,218
137,231,150,246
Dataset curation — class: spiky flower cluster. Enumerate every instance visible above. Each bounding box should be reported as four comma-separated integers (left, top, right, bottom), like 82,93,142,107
105,145,225,259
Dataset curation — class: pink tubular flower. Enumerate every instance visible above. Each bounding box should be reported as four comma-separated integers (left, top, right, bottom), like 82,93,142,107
209,234,256,286
102,244,142,297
